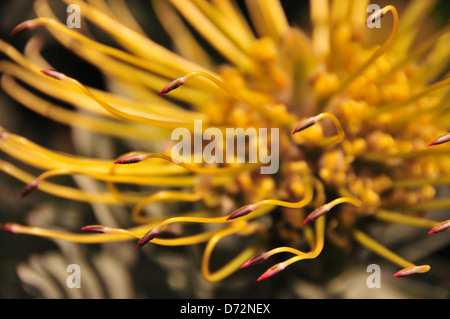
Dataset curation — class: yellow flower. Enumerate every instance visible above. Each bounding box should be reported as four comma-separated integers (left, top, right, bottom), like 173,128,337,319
0,0,449,291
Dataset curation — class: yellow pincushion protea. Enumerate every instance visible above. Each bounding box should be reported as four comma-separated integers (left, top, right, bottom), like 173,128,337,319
0,0,449,290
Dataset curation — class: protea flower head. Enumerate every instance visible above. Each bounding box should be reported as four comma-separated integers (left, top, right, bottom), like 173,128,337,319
0,0,449,297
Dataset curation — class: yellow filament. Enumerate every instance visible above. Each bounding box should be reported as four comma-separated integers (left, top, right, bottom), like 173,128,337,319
0,159,122,204
391,89,450,126
264,246,310,259
317,113,346,147
83,211,232,247
172,71,293,125
377,25,450,85
328,5,399,100
23,36,52,69
152,0,215,69
374,210,440,229
416,33,450,86
0,139,213,187
1,223,140,243
366,76,450,120
153,229,224,247
82,225,142,239
349,0,370,29
244,0,289,40
114,151,260,176
129,189,204,223
1,75,163,141
23,14,215,103
352,228,415,269
190,0,255,52
211,0,256,43
330,0,350,26
146,215,227,232
16,17,178,80
32,3,216,105
0,145,233,206
0,130,188,175
292,112,345,147
327,197,363,210
129,177,212,224
250,175,314,210
394,199,450,212
362,144,450,162
244,0,270,38
253,0,289,40
52,0,217,77
169,0,255,72
285,216,326,265
52,73,197,129
87,0,117,17
107,0,148,35
393,175,450,188
201,221,263,282
141,205,277,238
313,177,327,207
390,0,439,54
2,221,220,247
264,216,326,275
21,167,212,204
0,40,205,121
310,0,330,59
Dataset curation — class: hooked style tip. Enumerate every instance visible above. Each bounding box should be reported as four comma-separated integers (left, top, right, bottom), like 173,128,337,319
41,69,67,81
158,77,186,96
428,133,450,146
226,205,256,221
393,265,431,277
10,20,35,36
366,7,387,25
292,117,317,135
81,225,110,233
256,264,285,281
241,252,269,268
0,223,18,233
19,180,39,200
114,154,146,164
428,220,450,235
303,205,330,224
136,228,160,249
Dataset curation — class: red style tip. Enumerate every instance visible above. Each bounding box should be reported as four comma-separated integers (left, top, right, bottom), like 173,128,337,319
393,265,430,277
257,263,286,281
303,205,331,224
226,205,257,221
428,220,450,234
10,20,35,36
114,154,146,164
136,228,160,249
0,128,8,139
19,180,39,200
81,225,109,233
292,117,317,135
40,69,66,81
0,223,18,233
428,133,450,146
241,252,269,268
158,77,185,96
366,8,387,26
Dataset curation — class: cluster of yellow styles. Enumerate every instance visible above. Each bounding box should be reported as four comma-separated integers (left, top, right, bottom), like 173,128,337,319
0,0,449,284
